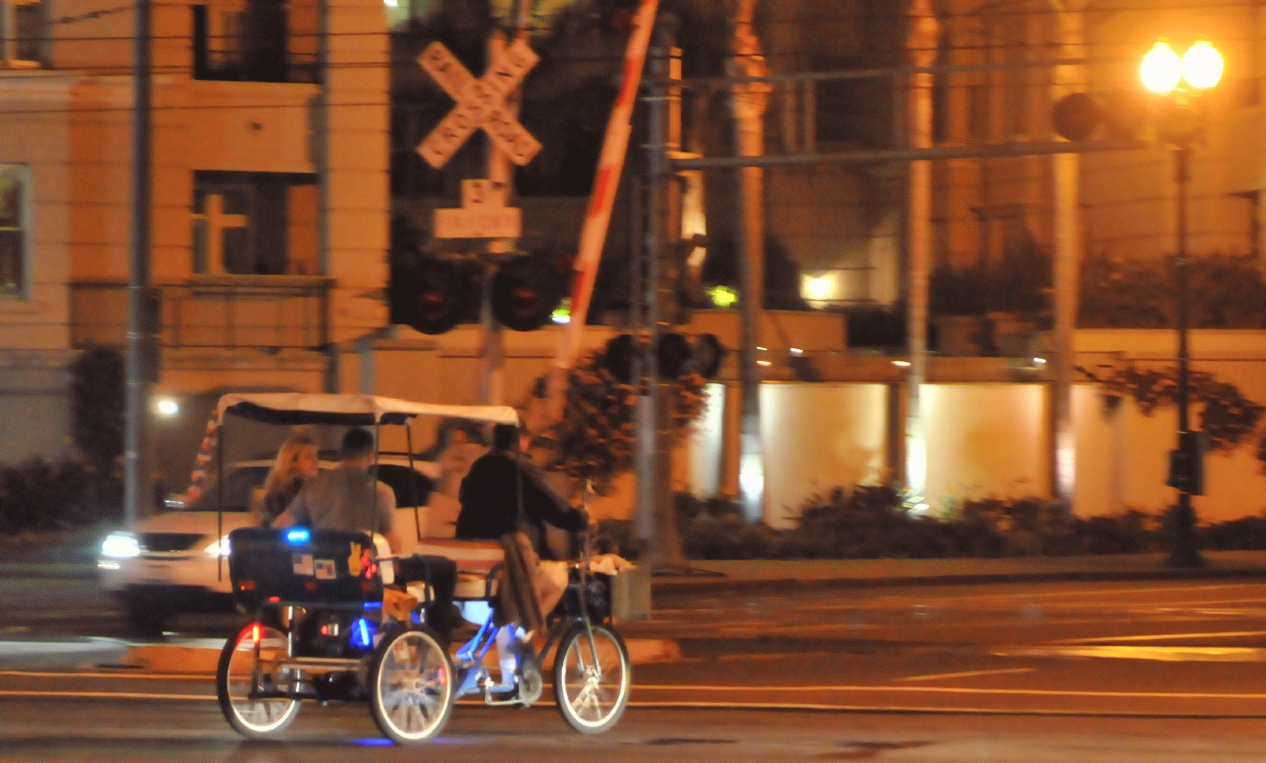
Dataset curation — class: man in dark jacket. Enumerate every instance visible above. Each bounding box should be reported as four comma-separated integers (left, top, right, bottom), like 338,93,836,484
456,423,588,556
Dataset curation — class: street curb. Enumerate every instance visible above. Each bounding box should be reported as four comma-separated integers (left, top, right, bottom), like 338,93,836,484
123,637,682,675
0,563,97,580
651,566,1266,595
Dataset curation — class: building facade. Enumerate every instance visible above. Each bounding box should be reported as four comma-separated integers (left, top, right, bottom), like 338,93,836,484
0,0,391,466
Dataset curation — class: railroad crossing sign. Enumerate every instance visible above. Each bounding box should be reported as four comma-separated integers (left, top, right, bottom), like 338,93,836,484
416,39,542,169
434,179,522,239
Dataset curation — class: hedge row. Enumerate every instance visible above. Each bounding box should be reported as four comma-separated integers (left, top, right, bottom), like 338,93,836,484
0,458,120,535
600,486,1266,561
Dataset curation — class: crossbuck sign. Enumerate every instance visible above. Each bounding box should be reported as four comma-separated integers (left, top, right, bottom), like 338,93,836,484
416,39,542,169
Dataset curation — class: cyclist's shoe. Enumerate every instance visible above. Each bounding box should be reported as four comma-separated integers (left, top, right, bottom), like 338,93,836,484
484,679,519,702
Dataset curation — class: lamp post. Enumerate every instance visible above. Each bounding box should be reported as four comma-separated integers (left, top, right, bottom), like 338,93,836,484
1139,39,1223,568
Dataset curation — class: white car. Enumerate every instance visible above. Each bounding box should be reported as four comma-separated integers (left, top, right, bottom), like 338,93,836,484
98,455,441,634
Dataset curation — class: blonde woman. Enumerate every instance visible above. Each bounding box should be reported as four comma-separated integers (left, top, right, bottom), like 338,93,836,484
256,434,319,527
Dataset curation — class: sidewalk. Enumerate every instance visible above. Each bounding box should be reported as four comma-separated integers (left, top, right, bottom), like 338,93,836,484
651,550,1266,594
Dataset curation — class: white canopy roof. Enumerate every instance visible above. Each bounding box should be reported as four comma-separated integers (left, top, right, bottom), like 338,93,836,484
215,392,519,427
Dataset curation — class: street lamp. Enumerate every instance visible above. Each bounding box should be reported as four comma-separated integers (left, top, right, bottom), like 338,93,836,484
1139,39,1223,568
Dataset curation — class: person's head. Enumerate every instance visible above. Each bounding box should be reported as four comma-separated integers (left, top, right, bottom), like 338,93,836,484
492,423,519,451
340,427,375,464
266,435,318,492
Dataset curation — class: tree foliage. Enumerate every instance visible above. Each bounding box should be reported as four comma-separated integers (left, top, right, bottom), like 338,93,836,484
69,346,125,478
539,351,707,494
1080,253,1266,329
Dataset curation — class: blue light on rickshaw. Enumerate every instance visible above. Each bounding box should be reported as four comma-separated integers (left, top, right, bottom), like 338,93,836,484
352,617,374,649
286,528,310,544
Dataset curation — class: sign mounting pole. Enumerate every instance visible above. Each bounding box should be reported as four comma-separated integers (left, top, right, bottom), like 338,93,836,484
416,33,541,406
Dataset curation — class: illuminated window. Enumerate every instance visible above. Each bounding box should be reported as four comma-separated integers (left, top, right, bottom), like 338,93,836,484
0,164,30,298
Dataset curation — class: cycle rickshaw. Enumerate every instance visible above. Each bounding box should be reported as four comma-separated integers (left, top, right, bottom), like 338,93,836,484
209,393,632,744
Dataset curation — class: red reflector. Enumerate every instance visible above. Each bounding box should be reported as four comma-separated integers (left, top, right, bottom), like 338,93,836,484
239,581,255,591
267,596,280,602
362,581,373,592
304,580,318,591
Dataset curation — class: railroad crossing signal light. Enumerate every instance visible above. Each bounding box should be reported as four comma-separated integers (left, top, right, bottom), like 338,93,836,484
392,259,469,335
492,250,571,332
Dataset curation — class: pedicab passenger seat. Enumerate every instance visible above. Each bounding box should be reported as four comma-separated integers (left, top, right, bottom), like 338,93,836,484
411,538,505,601
227,527,383,611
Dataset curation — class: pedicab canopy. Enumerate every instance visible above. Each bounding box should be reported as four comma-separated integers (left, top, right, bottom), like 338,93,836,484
215,392,519,427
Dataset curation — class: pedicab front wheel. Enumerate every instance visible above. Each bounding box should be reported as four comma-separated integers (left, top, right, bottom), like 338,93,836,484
368,624,455,745
216,622,301,739
553,622,631,734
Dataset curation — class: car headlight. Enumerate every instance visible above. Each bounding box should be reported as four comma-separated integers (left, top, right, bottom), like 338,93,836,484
101,532,140,559
204,534,231,558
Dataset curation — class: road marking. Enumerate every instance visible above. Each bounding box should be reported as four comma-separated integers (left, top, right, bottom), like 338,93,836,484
625,700,1266,718
0,690,213,701
7,684,1266,709
1050,629,1266,644
0,671,209,680
996,646,1266,662
897,668,1035,682
634,684,1266,699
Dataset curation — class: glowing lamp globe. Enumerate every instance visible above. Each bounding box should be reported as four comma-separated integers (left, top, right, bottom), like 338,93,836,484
1182,41,1223,90
1140,40,1182,94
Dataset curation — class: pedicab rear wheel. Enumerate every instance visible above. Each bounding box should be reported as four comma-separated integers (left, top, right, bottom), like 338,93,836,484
368,624,454,745
553,622,631,734
216,622,301,739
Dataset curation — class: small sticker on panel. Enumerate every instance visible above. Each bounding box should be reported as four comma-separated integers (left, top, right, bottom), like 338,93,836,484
314,559,337,580
292,554,314,576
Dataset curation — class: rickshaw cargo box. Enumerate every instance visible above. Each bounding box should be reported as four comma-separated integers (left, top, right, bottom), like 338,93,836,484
227,527,384,609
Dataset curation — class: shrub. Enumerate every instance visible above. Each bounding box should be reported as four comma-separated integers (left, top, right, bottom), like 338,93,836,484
0,458,110,535
69,346,124,480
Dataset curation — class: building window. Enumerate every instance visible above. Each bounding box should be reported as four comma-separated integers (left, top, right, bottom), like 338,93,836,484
192,171,318,277
192,0,318,83
0,164,29,297
2,0,45,67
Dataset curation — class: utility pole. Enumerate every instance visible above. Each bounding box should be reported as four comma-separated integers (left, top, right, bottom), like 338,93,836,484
637,19,688,570
730,0,769,524
1050,0,1086,504
478,0,532,407
123,0,153,526
903,0,939,507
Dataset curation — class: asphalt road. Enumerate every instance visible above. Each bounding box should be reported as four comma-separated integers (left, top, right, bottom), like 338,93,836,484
6,578,1266,759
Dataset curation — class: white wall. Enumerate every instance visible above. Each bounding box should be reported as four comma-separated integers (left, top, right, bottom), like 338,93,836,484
922,384,1050,511
758,383,888,528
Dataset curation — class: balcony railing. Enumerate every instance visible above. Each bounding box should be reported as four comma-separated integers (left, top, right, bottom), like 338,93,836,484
71,278,332,350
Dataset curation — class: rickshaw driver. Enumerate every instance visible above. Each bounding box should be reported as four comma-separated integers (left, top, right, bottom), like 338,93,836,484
274,428,460,639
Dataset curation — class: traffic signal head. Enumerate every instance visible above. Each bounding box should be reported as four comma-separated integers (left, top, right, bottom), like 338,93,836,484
656,332,692,379
492,250,571,332
692,333,725,378
602,333,637,383
1052,92,1100,142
